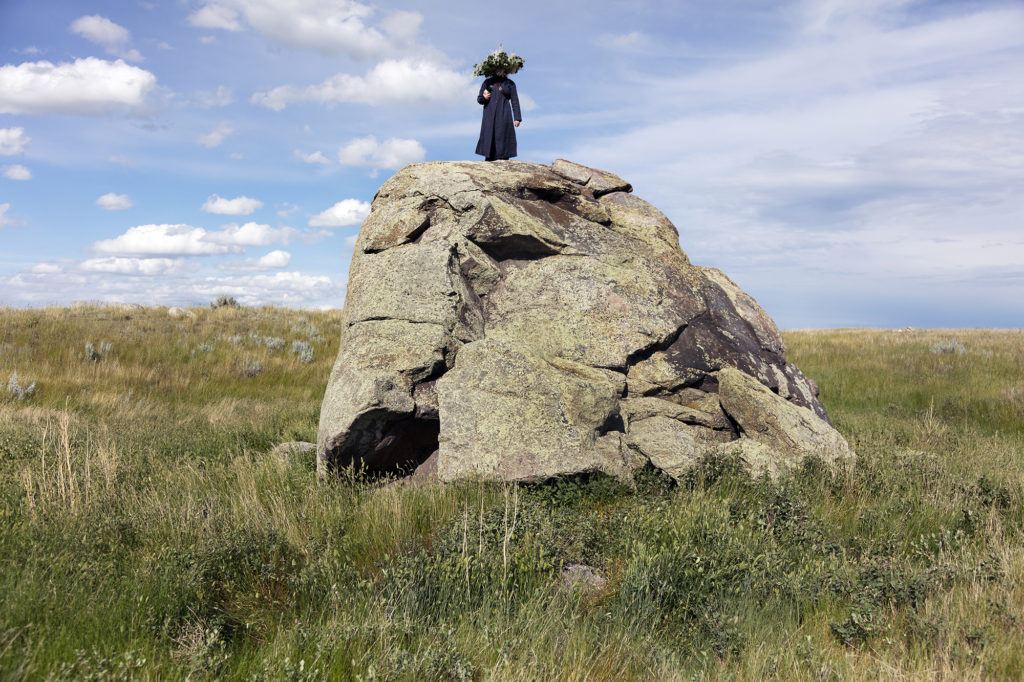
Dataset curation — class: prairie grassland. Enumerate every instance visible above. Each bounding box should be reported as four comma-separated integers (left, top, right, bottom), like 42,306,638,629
0,309,1022,680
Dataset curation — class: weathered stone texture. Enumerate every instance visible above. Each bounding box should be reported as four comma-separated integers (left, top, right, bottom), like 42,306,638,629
317,160,853,482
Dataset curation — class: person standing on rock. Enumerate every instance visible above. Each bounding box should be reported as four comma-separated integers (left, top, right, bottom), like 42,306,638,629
474,47,523,161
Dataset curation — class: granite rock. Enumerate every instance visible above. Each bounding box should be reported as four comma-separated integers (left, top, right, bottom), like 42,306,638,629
317,160,853,481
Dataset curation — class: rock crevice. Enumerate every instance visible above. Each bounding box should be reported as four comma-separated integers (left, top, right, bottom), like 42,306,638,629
318,160,854,481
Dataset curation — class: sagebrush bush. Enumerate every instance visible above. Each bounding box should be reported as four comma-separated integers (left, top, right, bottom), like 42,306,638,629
291,340,313,363
84,341,112,362
931,337,967,355
240,358,262,377
250,332,285,351
210,295,239,309
6,371,35,400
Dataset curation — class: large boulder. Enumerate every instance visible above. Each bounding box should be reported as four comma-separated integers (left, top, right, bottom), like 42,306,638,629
318,159,853,482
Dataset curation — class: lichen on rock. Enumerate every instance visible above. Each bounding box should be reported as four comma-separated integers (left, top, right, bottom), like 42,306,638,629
317,159,854,482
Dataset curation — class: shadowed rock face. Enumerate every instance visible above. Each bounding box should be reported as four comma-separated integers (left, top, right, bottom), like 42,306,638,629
318,159,853,482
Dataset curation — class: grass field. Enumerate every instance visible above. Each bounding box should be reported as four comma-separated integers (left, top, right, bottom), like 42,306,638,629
1,306,1022,680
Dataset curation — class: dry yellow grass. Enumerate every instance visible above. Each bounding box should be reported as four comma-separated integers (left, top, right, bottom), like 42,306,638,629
0,310,1021,680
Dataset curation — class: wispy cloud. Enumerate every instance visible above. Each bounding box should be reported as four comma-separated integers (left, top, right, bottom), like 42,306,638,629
294,150,331,165
197,121,234,148
70,15,143,62
602,31,645,49
201,194,262,215
96,193,133,210
193,85,234,107
555,2,1024,325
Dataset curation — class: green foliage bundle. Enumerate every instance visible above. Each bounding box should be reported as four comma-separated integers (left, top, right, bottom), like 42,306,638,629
473,48,524,77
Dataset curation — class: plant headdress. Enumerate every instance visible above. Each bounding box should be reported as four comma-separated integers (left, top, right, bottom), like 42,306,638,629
473,44,524,77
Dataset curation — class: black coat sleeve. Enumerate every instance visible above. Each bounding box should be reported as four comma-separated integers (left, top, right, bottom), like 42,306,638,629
477,80,490,106
509,80,522,122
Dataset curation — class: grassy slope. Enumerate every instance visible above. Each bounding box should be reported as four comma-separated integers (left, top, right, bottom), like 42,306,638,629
0,308,1022,680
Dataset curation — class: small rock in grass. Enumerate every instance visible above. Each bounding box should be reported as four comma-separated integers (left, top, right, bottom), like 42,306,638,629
560,564,608,596
272,441,316,455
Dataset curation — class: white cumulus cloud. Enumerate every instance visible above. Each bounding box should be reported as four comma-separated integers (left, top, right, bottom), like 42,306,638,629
93,224,237,256
190,271,338,308
201,194,262,215
96,192,133,210
3,165,31,180
205,222,297,246
6,264,340,309
70,15,143,62
337,135,424,171
0,58,156,115
257,250,291,267
294,150,331,164
188,0,420,58
309,198,371,227
0,128,30,155
31,263,62,274
222,249,292,270
81,257,195,276
252,58,469,110
197,121,234,148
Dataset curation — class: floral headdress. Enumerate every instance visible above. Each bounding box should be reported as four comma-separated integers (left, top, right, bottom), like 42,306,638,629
473,45,524,77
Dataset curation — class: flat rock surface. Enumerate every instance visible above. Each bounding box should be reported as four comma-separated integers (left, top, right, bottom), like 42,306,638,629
318,160,853,482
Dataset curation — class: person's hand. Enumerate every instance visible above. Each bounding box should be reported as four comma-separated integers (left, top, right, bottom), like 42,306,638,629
514,120,520,127
482,89,491,100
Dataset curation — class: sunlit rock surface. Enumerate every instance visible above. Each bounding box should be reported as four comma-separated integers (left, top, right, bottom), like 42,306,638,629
318,159,853,482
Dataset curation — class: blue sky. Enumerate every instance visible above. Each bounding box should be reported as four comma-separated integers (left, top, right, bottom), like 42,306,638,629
1,0,1022,328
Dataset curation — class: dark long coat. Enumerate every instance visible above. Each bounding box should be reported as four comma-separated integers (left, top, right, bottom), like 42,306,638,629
475,76,521,159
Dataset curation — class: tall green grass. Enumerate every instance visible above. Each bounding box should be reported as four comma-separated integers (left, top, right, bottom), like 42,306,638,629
1,310,1022,680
